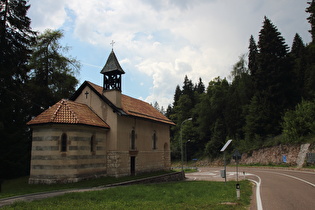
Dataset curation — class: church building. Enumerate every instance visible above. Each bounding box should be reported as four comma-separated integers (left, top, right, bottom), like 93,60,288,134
27,50,175,184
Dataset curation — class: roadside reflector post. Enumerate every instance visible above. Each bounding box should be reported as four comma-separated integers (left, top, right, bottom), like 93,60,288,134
220,139,232,185
236,183,240,200
233,149,242,199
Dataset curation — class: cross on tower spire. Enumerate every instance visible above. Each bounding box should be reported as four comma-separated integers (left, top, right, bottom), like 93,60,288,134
110,40,115,50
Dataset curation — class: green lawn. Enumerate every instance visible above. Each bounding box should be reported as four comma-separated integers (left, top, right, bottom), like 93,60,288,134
0,171,171,199
3,181,252,210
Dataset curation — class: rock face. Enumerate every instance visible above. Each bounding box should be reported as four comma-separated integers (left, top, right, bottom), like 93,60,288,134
185,143,315,167
240,143,314,167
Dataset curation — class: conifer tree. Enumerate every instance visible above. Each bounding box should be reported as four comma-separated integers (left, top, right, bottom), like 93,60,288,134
256,17,288,92
0,0,36,178
306,0,315,42
248,35,258,77
173,85,181,107
305,1,315,99
291,33,305,57
182,75,194,101
246,17,294,139
290,33,306,99
195,77,205,94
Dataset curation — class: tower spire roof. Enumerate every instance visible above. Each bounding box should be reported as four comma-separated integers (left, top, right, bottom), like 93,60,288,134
100,50,125,74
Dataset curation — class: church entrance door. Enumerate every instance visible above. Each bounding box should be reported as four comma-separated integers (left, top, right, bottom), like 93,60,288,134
130,156,135,176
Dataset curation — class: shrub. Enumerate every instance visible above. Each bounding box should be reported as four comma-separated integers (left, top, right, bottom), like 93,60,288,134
282,100,315,143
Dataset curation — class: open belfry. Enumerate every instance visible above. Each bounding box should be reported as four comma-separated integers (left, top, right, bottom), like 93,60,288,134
27,50,175,184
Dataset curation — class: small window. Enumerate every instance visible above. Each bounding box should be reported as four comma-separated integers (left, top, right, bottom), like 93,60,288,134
152,131,157,150
91,135,96,153
61,133,67,152
131,129,136,150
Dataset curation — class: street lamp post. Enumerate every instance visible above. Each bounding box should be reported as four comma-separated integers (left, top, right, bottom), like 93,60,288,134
181,118,192,171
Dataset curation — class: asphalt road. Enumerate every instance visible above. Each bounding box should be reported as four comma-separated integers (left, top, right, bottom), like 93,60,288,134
186,167,315,210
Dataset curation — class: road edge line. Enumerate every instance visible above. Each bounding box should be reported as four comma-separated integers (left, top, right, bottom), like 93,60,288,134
272,172,315,188
248,176,263,210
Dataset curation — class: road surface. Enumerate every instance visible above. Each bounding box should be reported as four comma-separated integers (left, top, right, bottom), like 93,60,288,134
185,167,315,210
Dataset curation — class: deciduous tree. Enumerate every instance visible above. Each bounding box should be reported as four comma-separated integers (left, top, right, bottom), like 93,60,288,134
27,29,79,117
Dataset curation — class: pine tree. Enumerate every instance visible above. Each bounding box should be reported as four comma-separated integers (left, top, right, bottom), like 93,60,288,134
173,85,181,107
182,75,194,101
195,77,205,94
290,33,306,99
291,33,305,57
248,35,258,77
246,17,294,138
257,17,288,93
0,0,36,178
306,0,315,42
0,0,36,82
305,1,315,99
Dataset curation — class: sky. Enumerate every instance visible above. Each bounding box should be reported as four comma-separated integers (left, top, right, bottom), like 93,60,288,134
27,0,312,108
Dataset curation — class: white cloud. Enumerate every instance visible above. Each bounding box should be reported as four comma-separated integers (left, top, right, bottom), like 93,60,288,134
28,0,312,108
28,0,67,31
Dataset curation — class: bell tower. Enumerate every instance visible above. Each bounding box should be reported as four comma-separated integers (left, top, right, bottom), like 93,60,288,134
101,49,125,91
101,49,125,107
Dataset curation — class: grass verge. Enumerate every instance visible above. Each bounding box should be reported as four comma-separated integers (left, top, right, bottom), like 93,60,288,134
3,180,252,210
0,171,171,199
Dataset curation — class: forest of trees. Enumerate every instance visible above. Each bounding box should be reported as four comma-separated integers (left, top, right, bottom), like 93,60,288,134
165,1,315,161
0,0,79,179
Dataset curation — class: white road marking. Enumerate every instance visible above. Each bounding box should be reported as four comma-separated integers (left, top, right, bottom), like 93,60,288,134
247,173,263,210
271,172,315,188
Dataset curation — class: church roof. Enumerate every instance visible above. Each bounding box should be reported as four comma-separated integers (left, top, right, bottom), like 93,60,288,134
72,81,175,125
27,99,110,129
100,50,125,75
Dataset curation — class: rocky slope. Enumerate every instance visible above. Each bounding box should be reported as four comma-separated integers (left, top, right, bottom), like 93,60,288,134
194,143,315,167
239,143,314,167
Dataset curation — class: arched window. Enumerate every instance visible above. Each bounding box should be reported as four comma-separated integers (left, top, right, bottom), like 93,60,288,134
90,135,96,153
152,131,157,150
131,129,136,150
61,133,67,152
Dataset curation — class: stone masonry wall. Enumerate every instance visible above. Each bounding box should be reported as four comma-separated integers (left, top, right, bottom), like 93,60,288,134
194,143,315,167
239,143,315,167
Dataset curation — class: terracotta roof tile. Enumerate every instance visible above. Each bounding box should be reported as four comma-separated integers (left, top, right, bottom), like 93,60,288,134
86,81,175,125
121,95,175,125
27,99,109,129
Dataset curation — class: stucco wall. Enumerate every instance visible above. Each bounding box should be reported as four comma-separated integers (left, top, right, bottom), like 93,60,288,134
76,88,171,177
75,86,119,151
111,116,171,176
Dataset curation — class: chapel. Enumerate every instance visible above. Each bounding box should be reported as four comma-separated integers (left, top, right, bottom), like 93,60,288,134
27,50,175,184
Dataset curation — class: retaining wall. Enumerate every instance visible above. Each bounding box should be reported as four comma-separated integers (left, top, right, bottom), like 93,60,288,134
105,171,185,187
